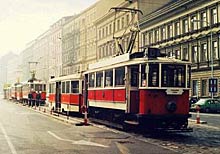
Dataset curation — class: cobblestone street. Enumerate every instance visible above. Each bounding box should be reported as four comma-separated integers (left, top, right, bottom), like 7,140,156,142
138,121,220,154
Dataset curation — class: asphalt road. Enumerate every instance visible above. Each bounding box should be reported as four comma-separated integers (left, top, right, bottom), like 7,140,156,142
0,98,177,154
190,112,220,128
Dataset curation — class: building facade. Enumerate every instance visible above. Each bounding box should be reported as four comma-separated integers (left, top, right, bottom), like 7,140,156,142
62,3,98,76
49,17,71,78
140,0,220,98
0,52,17,91
96,0,172,60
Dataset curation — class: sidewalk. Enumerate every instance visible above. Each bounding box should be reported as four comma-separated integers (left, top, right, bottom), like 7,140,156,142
24,104,88,126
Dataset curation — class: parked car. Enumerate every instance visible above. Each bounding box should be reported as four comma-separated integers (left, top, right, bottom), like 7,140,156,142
189,97,199,108
190,98,220,113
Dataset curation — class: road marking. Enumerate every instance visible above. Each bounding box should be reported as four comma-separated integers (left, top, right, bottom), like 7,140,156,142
115,142,131,154
47,131,108,148
190,112,220,117
0,123,17,154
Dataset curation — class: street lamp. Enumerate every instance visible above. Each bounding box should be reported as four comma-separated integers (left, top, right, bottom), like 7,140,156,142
191,19,214,98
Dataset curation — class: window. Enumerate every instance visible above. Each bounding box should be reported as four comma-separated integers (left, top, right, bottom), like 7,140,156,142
109,24,112,34
155,29,159,42
200,12,207,27
148,64,159,87
174,49,181,59
192,80,198,96
183,19,189,33
191,16,197,31
89,73,95,87
106,26,108,36
213,41,218,59
121,17,125,28
105,69,113,87
192,45,198,62
126,14,130,25
102,28,104,38
201,79,207,96
117,19,120,31
141,64,147,87
211,8,217,25
168,24,173,39
62,82,65,93
115,67,125,86
201,43,207,62
167,50,173,58
71,81,79,93
161,27,166,40
130,66,139,87
162,64,186,87
143,33,148,46
149,32,153,44
182,47,189,60
174,22,180,36
96,71,103,87
49,84,52,93
66,81,70,93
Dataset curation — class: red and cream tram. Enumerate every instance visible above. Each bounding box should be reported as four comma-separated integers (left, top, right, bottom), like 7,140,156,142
16,83,23,102
48,74,84,113
84,49,191,131
22,80,46,106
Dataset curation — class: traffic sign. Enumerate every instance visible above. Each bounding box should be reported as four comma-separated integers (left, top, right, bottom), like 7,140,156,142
209,78,218,93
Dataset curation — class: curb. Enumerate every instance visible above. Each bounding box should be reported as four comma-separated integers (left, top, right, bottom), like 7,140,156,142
34,106,91,126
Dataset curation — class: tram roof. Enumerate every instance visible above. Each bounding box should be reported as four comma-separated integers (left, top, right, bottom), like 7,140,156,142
49,73,83,83
21,80,46,85
87,53,190,72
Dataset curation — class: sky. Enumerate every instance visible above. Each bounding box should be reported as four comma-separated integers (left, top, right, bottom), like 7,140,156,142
0,0,98,57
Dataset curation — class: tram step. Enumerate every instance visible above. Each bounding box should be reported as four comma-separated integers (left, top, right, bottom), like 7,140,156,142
124,120,139,125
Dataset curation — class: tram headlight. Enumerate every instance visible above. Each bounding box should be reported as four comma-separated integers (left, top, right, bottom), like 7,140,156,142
166,101,177,112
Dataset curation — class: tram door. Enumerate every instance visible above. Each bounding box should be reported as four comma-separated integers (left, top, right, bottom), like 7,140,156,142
126,65,139,113
55,81,61,111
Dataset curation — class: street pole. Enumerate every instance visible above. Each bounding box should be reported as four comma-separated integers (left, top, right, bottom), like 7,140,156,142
210,23,213,99
192,19,213,98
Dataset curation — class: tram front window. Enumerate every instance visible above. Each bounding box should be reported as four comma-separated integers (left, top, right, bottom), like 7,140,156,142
162,64,186,87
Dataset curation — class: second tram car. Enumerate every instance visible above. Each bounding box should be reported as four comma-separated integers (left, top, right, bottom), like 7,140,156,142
84,49,191,131
49,74,84,113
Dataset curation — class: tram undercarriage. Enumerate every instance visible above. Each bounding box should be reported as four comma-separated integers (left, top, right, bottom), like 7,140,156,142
88,106,192,132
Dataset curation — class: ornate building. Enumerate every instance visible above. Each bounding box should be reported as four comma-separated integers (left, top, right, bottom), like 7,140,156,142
140,0,220,98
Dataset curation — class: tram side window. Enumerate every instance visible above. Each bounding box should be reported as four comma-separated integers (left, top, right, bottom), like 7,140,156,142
62,82,66,93
49,83,54,93
96,71,103,87
141,65,147,87
89,73,95,87
66,81,70,93
115,67,125,86
71,81,79,93
131,66,139,87
148,64,159,87
105,69,113,87
161,64,186,87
